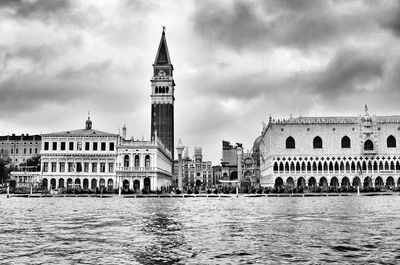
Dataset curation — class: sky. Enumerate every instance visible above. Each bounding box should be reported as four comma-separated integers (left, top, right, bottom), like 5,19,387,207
0,0,400,164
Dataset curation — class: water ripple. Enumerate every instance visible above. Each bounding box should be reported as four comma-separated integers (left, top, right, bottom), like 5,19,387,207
1,196,400,264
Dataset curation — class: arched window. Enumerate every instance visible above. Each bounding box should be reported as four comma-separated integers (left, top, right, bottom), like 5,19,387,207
285,137,295,149
273,162,278,172
145,155,150,168
341,136,351,148
155,87,159,93
134,155,140,167
387,135,396,148
364,140,373,151
166,87,169,93
313,136,323,149
124,155,130,167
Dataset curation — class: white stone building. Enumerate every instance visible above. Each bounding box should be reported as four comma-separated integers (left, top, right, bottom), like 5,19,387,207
40,117,118,191
259,106,400,189
116,128,173,192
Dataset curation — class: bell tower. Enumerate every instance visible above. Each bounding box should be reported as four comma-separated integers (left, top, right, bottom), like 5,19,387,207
151,27,175,160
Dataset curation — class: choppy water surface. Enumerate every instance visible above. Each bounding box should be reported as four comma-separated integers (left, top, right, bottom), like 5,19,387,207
1,196,400,264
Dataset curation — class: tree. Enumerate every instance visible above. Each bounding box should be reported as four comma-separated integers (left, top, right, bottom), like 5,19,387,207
19,155,41,170
0,156,11,183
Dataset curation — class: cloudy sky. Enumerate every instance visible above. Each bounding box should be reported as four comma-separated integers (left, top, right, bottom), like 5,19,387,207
1,0,400,163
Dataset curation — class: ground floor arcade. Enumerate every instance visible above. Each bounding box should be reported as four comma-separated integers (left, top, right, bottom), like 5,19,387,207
41,173,172,192
271,175,400,189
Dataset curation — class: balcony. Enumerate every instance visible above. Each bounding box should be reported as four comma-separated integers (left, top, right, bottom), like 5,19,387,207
116,166,171,176
116,166,156,172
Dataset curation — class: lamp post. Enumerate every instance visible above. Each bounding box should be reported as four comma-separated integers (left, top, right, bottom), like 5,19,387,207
236,145,243,192
176,139,184,191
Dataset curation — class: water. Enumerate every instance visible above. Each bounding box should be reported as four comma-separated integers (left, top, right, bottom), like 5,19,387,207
1,195,400,264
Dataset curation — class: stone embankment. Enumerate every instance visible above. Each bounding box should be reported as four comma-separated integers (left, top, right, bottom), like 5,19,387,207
7,193,398,198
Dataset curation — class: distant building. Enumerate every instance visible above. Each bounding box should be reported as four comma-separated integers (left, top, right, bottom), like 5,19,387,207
219,140,261,187
212,165,222,184
173,147,213,187
242,151,260,187
40,117,119,191
0,134,41,167
259,106,400,189
221,140,238,180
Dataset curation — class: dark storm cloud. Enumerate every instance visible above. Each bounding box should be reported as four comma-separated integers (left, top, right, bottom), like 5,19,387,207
312,49,384,97
192,0,341,51
378,6,400,37
196,47,386,109
0,0,71,20
0,75,91,115
192,0,398,52
192,1,270,51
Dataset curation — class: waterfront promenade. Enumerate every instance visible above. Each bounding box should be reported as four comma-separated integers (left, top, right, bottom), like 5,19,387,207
7,192,398,198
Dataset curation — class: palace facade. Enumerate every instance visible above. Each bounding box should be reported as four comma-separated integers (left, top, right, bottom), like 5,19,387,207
259,106,400,189
40,117,118,191
116,127,173,192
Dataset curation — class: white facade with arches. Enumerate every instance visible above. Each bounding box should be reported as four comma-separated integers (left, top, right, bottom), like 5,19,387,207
259,107,400,189
40,117,119,191
116,136,173,192
39,118,173,192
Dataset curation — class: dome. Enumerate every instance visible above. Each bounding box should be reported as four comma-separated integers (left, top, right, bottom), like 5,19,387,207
253,135,262,152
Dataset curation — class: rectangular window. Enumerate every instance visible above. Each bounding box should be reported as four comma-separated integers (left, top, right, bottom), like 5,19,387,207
44,142,49,150
10,148,13,154
93,142,98,151
29,148,32,154
101,142,106,151
35,148,38,154
76,162,82,172
92,163,97,172
109,142,115,151
77,142,82,151
24,148,26,154
43,162,48,172
69,142,74,151
16,148,18,154
61,142,66,150
108,163,114,173
52,142,57,151
68,162,74,172
59,162,65,172
84,162,89,172
100,162,106,172
85,142,90,151
51,162,56,172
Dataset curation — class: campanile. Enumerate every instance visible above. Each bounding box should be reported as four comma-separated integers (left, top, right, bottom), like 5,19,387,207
150,27,175,160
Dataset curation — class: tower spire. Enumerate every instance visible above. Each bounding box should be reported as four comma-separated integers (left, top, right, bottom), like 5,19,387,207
154,27,171,65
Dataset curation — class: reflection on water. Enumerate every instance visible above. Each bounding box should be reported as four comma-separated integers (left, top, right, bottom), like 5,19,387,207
1,196,400,264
